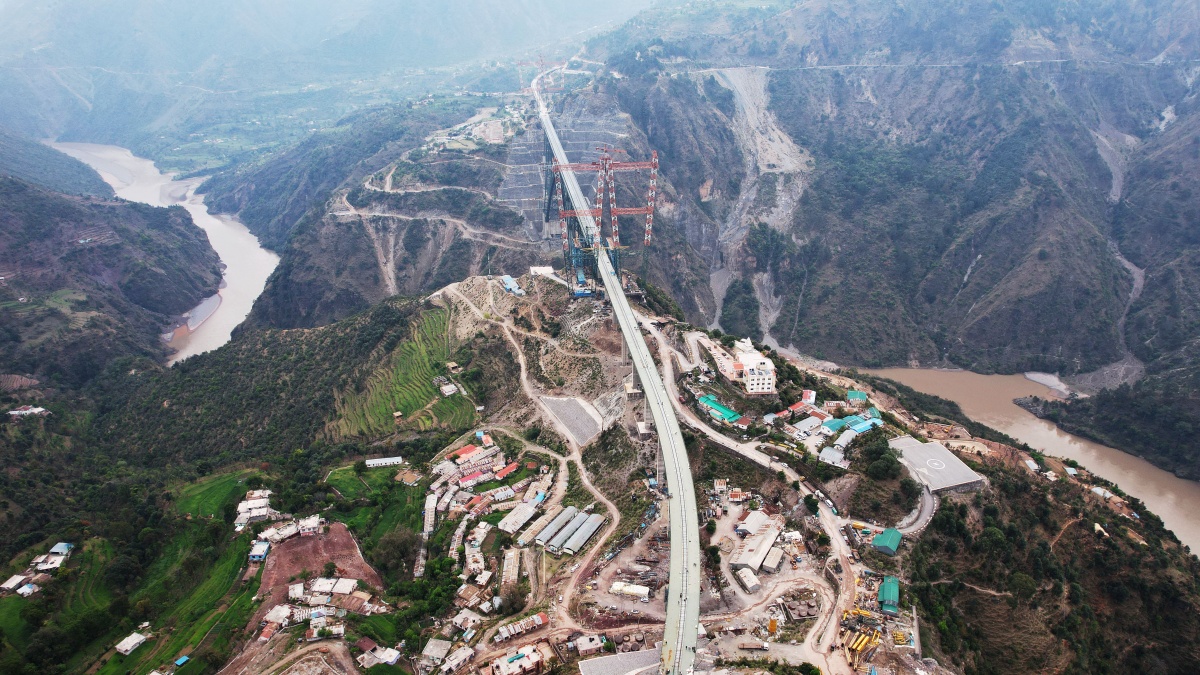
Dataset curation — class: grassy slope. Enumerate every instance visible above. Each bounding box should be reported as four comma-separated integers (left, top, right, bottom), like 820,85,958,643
176,470,259,518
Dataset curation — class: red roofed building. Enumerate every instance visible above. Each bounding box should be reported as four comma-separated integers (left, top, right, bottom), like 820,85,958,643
356,637,378,653
801,390,817,405
451,444,478,458
496,462,519,480
459,471,485,488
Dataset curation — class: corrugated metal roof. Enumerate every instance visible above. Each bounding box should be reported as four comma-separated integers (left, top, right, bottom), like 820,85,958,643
547,512,590,551
535,506,578,545
563,513,605,554
878,576,900,604
822,418,847,431
872,528,902,555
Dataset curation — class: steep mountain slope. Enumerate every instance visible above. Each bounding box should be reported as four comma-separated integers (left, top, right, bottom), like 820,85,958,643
0,128,114,198
0,177,221,384
587,0,1199,377
201,100,479,250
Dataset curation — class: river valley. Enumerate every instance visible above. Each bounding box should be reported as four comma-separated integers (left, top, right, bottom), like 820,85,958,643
868,368,1200,551
50,143,278,363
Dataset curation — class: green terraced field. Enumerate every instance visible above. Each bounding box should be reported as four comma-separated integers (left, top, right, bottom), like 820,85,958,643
63,539,114,616
334,309,474,438
325,466,395,500
369,485,426,542
175,469,257,517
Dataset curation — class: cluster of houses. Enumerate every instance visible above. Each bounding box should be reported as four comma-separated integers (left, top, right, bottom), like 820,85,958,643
0,542,73,598
257,514,323,546
764,390,886,468
415,637,554,675
492,611,550,642
260,576,391,643
234,489,285,529
697,336,777,395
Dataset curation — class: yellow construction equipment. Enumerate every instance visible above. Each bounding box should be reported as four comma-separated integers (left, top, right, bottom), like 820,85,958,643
851,633,869,652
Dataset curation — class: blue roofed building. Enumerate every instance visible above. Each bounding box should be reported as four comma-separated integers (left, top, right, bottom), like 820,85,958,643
500,275,526,296
850,418,884,434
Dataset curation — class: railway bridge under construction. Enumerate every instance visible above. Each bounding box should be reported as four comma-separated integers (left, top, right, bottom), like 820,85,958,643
533,70,700,675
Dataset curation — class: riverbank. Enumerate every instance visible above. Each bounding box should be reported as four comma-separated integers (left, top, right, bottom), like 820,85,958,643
866,367,1200,551
49,142,278,363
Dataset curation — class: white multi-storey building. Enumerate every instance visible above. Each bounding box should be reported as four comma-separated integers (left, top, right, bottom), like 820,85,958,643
732,339,776,394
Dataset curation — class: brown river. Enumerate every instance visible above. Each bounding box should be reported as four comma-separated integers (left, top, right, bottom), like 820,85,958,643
51,143,278,363
868,368,1200,551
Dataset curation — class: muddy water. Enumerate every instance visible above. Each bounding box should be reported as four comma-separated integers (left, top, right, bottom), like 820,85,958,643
868,368,1200,551
50,143,278,363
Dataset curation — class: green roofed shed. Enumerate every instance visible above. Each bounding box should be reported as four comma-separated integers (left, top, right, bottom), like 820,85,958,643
878,576,900,616
698,395,741,423
872,528,902,556
822,418,848,432
847,390,868,402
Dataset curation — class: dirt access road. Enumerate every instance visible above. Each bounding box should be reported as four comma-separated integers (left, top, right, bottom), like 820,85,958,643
638,314,857,674
218,638,359,675
438,280,622,638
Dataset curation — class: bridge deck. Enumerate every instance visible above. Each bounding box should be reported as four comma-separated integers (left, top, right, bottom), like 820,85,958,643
535,74,700,675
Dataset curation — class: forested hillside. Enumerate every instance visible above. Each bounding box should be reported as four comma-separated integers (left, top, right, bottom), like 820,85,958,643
0,128,113,197
0,177,220,385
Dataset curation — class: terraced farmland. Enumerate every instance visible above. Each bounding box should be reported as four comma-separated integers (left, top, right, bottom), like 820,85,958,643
63,539,114,617
334,309,474,438
95,534,252,675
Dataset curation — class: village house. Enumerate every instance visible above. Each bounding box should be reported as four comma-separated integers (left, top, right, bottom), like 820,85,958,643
115,632,147,656
441,646,475,674
490,642,551,675
575,635,604,657
6,405,49,418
